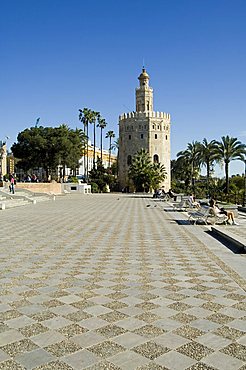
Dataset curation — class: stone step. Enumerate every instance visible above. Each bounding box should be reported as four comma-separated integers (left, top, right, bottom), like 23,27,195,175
0,199,30,210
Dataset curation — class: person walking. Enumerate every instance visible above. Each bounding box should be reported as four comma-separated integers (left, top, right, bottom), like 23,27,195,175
10,175,15,194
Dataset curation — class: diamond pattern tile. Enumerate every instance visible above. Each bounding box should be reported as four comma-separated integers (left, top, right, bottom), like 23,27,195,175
0,194,245,369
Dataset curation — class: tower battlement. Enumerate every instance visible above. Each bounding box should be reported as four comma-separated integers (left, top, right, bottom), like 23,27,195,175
119,111,170,121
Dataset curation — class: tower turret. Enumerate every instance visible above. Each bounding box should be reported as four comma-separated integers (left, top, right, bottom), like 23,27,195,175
136,67,153,112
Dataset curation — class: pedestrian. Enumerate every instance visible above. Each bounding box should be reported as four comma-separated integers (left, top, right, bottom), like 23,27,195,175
10,175,15,194
168,189,177,201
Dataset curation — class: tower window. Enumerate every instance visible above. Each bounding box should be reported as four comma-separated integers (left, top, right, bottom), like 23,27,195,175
166,135,168,140
158,125,160,129
152,125,155,129
141,134,143,139
155,134,157,139
139,125,141,129
129,135,131,140
153,154,159,163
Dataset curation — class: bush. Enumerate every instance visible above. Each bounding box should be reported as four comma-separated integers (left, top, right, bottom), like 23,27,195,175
90,182,99,193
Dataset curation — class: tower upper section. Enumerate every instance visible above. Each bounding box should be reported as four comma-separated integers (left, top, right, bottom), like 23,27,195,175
135,68,153,112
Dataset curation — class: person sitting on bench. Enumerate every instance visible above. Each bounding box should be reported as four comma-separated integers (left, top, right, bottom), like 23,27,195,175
209,198,239,225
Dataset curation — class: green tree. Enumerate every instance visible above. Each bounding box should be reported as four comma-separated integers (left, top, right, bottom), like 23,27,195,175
200,138,219,194
97,116,107,161
128,149,166,192
105,130,115,168
78,108,98,179
110,138,119,176
215,135,246,194
149,162,167,191
93,112,100,169
177,141,201,191
11,125,85,180
56,125,85,180
89,157,110,192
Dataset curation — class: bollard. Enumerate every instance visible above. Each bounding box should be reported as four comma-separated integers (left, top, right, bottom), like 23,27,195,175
0,203,6,210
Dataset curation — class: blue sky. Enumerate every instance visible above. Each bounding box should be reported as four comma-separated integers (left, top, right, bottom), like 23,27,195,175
1,0,246,176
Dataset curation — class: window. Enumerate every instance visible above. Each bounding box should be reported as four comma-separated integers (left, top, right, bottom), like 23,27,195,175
139,125,141,129
153,154,159,163
152,125,155,129
129,135,131,140
141,134,143,139
155,134,157,139
127,155,132,165
158,125,160,129
166,135,168,140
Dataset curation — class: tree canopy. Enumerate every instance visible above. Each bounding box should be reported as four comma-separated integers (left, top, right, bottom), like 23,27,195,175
128,149,166,192
11,125,86,180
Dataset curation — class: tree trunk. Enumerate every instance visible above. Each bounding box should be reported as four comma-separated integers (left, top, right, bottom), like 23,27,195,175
100,128,103,162
206,160,210,196
84,123,86,178
86,125,89,181
225,161,229,194
93,122,96,169
62,164,66,182
109,138,111,168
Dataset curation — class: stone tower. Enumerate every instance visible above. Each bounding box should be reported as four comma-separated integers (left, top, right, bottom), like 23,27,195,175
118,68,171,190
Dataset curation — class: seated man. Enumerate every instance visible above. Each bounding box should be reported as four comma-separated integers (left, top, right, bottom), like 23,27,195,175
209,198,239,225
168,189,177,201
188,193,200,208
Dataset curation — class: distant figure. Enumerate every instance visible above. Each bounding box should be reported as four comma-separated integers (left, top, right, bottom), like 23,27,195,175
168,189,177,201
153,188,162,198
10,175,15,194
209,198,239,225
31,174,37,182
188,193,200,208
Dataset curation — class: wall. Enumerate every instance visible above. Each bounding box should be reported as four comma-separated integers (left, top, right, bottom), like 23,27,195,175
16,181,62,194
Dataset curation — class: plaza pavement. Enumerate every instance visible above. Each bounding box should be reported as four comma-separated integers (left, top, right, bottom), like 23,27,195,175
0,193,245,370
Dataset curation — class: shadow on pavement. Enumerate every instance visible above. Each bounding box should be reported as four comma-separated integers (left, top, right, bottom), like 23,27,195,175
205,230,246,254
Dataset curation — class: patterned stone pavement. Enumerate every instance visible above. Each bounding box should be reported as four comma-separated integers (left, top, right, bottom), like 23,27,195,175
0,193,245,370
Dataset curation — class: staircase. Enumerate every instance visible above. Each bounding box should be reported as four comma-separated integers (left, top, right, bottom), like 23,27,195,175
0,188,54,210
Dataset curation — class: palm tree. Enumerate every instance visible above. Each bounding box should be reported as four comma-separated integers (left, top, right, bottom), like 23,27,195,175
105,130,115,169
79,108,97,179
128,149,166,192
149,162,167,192
215,135,246,194
97,117,107,162
200,138,219,195
110,138,119,176
93,111,100,169
177,141,202,191
128,149,152,192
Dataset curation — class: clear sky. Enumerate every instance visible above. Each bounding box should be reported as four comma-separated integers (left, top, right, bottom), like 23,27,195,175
1,0,246,176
